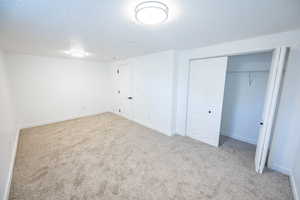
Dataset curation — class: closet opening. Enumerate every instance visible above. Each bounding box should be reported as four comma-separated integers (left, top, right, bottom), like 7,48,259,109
186,47,287,172
220,51,273,147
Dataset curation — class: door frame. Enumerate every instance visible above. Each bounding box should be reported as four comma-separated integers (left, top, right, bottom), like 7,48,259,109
184,46,288,173
114,61,134,120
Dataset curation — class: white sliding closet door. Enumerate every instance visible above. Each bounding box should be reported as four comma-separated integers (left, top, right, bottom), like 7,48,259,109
187,57,228,147
255,47,288,173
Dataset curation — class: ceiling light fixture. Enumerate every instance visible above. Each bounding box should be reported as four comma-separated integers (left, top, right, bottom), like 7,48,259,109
135,1,168,25
64,48,90,58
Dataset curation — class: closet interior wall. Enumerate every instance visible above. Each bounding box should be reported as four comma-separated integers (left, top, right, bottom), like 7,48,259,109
220,52,273,145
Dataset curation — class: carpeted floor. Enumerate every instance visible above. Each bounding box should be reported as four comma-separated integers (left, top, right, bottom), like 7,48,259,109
9,112,292,200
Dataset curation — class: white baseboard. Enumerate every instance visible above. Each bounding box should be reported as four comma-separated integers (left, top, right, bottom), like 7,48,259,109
173,132,184,136
221,132,257,145
113,112,172,137
290,174,299,200
20,111,109,129
4,129,20,200
268,162,291,175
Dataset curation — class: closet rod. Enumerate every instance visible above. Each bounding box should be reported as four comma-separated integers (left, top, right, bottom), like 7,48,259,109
227,70,269,73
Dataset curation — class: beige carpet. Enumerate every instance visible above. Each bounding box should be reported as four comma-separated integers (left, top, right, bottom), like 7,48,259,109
9,113,292,200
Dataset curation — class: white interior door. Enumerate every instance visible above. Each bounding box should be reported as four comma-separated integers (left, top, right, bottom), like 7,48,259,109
187,57,228,147
255,47,288,173
116,64,133,119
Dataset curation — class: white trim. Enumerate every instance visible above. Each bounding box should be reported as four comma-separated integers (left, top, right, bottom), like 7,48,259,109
184,59,192,137
188,48,274,62
19,111,109,129
4,129,20,200
171,50,178,136
114,112,172,137
290,174,299,200
220,132,257,145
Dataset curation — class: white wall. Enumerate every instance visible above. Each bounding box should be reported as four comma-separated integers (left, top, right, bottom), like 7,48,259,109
0,50,18,200
6,54,111,129
174,29,300,175
1,30,300,199
111,51,176,136
220,53,272,144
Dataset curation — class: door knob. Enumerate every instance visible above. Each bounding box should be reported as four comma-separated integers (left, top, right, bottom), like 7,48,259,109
128,97,133,100
208,110,212,114
260,122,264,125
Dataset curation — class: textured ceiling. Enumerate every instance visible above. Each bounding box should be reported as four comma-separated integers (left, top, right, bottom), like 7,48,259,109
0,0,300,61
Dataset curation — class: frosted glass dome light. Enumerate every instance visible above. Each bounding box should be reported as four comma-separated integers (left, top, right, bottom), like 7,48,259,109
64,48,90,58
135,1,168,25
